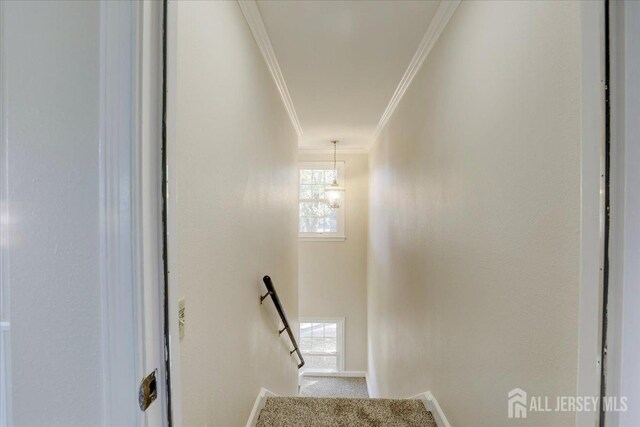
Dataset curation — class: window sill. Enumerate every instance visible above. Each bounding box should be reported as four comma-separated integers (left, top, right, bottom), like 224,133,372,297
300,369,341,375
299,236,346,242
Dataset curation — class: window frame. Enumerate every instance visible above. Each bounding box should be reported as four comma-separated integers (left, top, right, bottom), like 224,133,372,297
298,161,346,242
298,317,345,373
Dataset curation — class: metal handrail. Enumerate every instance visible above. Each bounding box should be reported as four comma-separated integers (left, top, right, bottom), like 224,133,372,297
260,275,305,369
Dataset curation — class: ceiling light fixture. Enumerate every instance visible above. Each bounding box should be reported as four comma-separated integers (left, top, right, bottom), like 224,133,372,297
325,140,345,209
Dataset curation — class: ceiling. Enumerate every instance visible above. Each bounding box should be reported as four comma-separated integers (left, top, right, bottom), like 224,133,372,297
256,0,442,151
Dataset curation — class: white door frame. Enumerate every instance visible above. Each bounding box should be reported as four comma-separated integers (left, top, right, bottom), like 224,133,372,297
99,1,614,426
603,2,640,426
99,1,172,425
164,0,183,425
0,3,11,426
576,2,606,427
575,2,640,427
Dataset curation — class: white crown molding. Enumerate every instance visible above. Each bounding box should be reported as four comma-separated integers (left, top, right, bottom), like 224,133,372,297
369,0,461,147
238,0,303,137
298,147,370,155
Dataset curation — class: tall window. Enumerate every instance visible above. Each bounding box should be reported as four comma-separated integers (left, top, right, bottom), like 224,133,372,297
299,318,345,372
298,162,345,241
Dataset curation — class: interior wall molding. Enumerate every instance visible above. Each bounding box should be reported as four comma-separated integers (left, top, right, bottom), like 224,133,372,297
238,0,303,137
369,0,461,148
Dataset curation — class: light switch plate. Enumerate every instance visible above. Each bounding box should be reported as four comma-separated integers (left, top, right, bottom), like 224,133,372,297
178,298,185,340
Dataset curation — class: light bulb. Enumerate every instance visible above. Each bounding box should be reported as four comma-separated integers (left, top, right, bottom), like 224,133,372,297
325,180,344,209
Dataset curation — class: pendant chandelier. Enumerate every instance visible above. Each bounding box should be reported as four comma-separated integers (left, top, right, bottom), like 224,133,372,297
325,140,345,209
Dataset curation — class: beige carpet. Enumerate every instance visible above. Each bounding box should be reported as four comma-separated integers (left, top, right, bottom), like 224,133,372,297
299,376,369,398
256,396,437,427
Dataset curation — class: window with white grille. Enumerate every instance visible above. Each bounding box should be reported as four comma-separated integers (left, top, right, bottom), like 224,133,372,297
299,318,344,372
298,162,345,241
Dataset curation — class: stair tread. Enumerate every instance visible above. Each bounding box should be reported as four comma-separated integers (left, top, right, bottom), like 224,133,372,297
257,397,437,427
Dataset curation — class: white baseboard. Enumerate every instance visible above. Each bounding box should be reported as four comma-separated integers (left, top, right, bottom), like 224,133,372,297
410,391,451,427
300,370,367,378
364,373,377,398
246,388,276,427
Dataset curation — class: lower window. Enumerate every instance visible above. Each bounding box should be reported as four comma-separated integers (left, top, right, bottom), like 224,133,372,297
299,318,344,372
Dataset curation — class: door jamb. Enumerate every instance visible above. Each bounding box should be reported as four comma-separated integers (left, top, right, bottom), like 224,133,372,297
110,2,614,426
600,2,640,426
163,1,183,425
576,2,606,427
99,1,171,425
99,1,143,424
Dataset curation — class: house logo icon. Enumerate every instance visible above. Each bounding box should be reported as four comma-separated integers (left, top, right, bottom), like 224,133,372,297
508,388,527,419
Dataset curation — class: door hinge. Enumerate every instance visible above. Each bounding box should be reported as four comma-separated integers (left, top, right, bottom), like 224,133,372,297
139,370,158,411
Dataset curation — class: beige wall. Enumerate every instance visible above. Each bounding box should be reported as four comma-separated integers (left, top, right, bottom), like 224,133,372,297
299,153,368,372
176,2,299,426
367,2,581,426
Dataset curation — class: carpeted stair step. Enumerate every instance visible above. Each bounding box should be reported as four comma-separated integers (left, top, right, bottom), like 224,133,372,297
256,396,437,427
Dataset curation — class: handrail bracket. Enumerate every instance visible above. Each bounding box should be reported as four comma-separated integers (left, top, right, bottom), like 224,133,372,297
260,291,273,304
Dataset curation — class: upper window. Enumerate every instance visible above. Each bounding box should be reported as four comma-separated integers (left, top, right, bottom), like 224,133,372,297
298,162,345,241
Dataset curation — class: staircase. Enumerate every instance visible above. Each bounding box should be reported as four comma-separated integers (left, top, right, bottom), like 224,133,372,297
255,279,439,425
256,396,438,427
